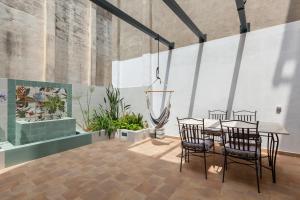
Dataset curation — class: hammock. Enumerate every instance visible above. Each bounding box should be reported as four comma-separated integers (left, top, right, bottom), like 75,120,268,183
145,35,174,130
145,90,173,129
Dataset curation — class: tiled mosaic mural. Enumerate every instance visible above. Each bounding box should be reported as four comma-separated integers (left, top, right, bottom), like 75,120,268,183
5,79,72,145
16,86,68,122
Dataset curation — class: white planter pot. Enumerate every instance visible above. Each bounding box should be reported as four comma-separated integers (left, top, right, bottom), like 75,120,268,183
117,128,150,143
90,130,111,143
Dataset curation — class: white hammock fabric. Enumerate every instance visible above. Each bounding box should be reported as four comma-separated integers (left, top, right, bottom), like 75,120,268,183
146,92,172,129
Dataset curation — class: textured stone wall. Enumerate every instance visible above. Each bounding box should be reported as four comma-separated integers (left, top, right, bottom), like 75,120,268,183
0,0,112,86
0,0,44,80
95,6,112,86
112,0,300,61
54,0,90,84
111,0,152,61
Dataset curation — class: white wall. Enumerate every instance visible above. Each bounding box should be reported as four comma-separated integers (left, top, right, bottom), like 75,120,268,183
112,54,152,88
112,21,300,154
72,84,106,131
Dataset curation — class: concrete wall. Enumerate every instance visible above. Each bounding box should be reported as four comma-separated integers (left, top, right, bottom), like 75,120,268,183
112,21,300,154
0,0,112,86
112,0,300,61
0,0,45,80
111,0,152,61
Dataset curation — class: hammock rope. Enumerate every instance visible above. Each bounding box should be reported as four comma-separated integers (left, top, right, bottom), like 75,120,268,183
145,35,174,132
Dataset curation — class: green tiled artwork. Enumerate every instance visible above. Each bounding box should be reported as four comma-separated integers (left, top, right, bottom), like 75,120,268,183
7,79,73,145
0,79,92,168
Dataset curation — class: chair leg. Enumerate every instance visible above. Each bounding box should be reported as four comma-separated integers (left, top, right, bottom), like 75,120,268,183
204,151,207,179
222,154,226,183
180,148,183,172
255,160,260,193
184,149,187,162
225,153,228,171
212,136,215,152
188,149,190,163
260,152,262,179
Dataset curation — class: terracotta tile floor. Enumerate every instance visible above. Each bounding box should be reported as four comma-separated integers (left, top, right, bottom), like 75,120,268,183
0,137,299,200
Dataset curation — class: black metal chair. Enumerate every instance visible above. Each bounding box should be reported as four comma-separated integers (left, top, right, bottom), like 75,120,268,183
208,110,228,150
232,110,278,183
208,110,228,120
232,110,257,122
220,120,262,193
232,110,265,174
177,118,213,179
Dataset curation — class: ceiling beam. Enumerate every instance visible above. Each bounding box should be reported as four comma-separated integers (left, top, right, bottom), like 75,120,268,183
235,0,250,33
163,0,206,43
91,0,175,49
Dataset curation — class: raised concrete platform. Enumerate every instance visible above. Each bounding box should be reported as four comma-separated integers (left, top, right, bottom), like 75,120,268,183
15,117,76,145
1,132,91,168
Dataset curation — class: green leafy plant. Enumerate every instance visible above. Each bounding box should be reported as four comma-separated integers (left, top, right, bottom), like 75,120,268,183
104,85,131,120
114,113,144,131
89,106,117,138
89,106,109,131
88,85,146,138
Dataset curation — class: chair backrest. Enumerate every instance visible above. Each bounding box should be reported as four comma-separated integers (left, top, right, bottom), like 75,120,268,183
177,118,205,144
232,110,257,122
220,120,260,154
208,110,228,120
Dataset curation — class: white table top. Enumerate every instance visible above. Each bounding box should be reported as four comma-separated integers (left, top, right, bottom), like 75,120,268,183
179,119,289,135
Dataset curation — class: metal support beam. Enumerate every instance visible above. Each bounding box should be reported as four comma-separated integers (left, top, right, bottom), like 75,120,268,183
163,0,206,43
91,0,175,49
235,0,250,33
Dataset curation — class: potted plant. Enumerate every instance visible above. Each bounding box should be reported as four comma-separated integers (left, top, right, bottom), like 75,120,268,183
88,107,117,141
115,113,150,143
87,85,131,141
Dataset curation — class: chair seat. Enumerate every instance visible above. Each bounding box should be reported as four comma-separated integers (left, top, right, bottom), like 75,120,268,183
182,139,213,151
222,143,260,159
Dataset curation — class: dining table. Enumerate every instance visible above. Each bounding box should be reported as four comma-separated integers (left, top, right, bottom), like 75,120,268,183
179,118,290,183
